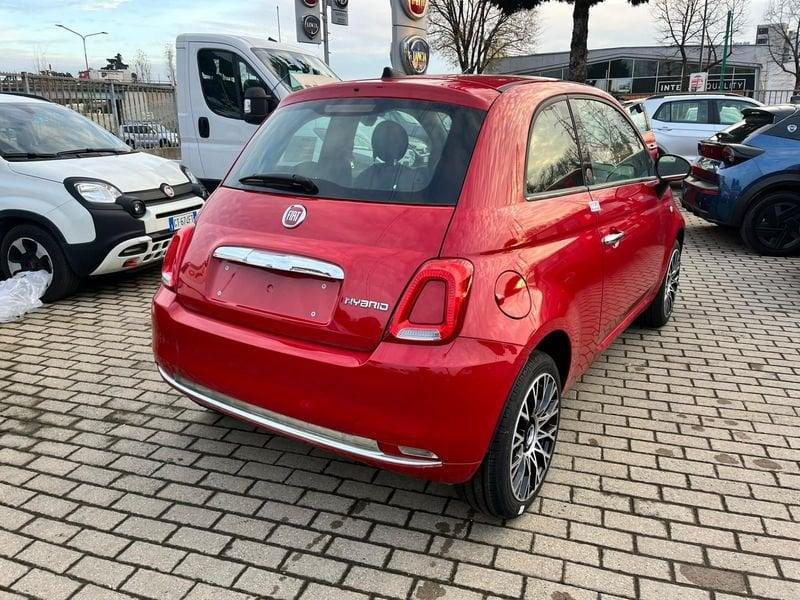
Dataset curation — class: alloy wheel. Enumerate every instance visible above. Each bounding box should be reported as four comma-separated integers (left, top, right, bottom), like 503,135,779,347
753,200,800,253
663,247,681,317
7,237,53,276
510,372,560,502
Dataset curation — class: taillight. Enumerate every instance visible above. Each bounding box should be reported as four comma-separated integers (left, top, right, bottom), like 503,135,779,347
699,141,763,166
698,141,727,162
161,224,195,290
387,258,473,344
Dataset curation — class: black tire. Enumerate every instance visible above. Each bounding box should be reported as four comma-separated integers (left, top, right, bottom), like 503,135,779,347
740,191,800,256
639,240,681,328
456,351,561,519
0,224,79,302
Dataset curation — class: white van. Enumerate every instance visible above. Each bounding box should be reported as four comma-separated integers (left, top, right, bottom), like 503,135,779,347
0,93,206,301
176,33,339,189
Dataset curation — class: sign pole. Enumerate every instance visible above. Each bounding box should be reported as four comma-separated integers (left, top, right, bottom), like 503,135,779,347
720,10,732,90
322,1,330,65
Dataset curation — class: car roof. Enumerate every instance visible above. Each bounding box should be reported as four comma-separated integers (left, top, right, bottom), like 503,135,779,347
176,33,310,54
283,74,587,111
0,92,48,104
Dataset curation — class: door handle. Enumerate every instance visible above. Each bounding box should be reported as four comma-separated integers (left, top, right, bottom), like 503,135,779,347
198,117,210,139
602,232,625,247
656,126,672,132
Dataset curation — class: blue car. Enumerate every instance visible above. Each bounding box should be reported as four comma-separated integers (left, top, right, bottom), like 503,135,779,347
682,104,800,255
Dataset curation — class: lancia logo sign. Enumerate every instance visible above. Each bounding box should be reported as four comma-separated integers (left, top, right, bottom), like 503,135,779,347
161,184,175,198
334,0,348,6
302,14,321,39
401,36,430,75
404,0,427,18
282,204,307,229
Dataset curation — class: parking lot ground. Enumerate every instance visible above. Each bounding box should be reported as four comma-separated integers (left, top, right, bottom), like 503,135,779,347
1,209,799,600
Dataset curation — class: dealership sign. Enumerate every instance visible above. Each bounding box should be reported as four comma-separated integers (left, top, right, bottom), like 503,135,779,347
401,35,430,74
403,0,428,18
658,78,747,94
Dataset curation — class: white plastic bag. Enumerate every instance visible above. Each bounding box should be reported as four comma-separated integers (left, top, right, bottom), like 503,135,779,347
0,270,52,323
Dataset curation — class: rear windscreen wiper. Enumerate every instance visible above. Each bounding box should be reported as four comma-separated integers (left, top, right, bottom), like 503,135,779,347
56,148,129,156
239,173,319,195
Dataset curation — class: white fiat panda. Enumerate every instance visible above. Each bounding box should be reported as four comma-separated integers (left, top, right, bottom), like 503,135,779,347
0,93,206,301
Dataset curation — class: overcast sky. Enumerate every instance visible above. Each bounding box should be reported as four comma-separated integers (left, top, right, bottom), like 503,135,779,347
0,0,771,80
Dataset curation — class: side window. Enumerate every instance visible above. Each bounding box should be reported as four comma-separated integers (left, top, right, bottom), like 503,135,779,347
571,98,652,186
717,100,754,125
197,48,268,120
627,104,648,133
655,100,710,124
525,100,584,196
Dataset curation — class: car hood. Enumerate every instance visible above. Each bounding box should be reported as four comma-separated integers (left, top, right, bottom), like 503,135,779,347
7,151,188,193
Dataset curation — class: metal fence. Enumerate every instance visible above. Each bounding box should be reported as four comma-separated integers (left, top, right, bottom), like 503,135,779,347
0,72,180,159
753,89,798,106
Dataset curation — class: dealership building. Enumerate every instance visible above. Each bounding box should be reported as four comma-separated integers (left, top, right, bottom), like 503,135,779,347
487,25,797,103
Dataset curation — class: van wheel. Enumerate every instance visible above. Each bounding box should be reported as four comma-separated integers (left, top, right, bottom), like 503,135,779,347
0,225,79,302
639,241,681,328
456,351,561,519
740,192,800,256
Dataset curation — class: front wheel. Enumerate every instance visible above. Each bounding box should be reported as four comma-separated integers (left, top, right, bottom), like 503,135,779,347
639,241,681,328
740,192,800,256
456,351,561,519
0,225,79,302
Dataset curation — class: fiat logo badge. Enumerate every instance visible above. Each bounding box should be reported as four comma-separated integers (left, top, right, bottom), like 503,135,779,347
404,0,428,18
161,184,175,198
302,0,318,6
282,204,307,229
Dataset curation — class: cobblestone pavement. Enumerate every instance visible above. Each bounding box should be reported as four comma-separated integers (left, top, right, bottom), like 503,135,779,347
1,210,799,600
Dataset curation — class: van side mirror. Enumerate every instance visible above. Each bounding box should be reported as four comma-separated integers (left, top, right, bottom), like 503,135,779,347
656,154,691,182
243,87,275,125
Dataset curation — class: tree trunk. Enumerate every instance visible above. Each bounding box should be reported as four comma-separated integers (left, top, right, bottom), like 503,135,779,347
568,0,591,82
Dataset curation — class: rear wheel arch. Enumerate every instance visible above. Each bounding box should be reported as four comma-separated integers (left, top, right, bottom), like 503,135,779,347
534,330,572,390
734,176,800,226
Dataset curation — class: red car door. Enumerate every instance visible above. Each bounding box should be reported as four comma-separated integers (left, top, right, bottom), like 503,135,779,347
570,97,666,341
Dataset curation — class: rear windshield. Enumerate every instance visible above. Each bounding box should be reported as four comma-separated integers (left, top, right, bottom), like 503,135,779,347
226,98,486,206
715,111,775,144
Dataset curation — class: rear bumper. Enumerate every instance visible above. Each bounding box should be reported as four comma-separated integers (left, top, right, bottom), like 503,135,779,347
152,287,525,483
682,177,725,224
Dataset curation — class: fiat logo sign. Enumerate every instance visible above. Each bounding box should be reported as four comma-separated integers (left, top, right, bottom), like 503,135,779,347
401,36,430,75
282,204,307,229
302,0,318,6
302,14,321,39
161,184,175,198
404,0,428,18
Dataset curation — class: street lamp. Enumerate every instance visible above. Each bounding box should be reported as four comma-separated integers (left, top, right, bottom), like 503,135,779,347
55,24,108,72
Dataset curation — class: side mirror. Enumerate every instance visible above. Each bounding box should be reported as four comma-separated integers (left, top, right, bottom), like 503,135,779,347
656,154,691,182
243,87,274,125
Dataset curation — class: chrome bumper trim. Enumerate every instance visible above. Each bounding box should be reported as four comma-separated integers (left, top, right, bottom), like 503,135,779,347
157,366,442,468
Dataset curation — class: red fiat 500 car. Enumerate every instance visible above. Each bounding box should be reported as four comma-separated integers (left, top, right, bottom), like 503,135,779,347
153,74,689,518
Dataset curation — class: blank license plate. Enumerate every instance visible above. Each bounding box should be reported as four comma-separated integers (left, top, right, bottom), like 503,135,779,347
168,211,198,231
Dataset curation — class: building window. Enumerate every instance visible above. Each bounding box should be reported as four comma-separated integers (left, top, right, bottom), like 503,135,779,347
633,59,658,78
587,61,609,79
610,59,633,78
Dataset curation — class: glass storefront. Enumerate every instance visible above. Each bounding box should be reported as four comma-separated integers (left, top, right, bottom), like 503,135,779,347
534,58,758,97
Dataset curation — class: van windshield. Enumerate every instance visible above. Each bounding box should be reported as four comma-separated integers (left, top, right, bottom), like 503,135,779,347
252,48,339,91
0,102,130,160
226,98,486,206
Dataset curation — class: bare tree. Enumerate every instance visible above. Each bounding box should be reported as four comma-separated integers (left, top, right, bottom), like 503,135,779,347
428,0,540,74
163,43,177,85
132,49,152,83
763,0,800,91
651,0,748,89
32,44,48,75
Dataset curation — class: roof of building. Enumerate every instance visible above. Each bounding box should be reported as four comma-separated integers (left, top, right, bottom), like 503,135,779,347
488,44,766,74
